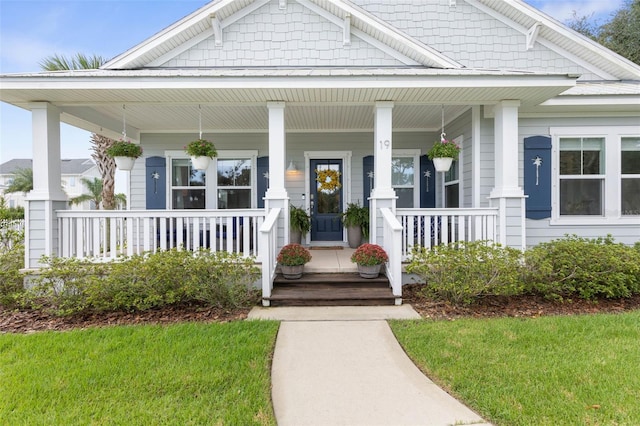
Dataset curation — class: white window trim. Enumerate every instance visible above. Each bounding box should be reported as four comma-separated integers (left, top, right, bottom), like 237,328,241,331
165,150,258,209
550,126,640,225
442,136,464,208
392,149,421,208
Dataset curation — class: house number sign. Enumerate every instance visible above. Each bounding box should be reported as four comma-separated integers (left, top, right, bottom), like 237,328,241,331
378,140,390,150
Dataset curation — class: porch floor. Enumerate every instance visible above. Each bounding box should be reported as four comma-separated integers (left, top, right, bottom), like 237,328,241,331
304,248,357,273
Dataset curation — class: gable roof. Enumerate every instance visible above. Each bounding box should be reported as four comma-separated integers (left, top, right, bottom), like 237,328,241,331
468,0,640,80
0,159,96,175
103,0,462,70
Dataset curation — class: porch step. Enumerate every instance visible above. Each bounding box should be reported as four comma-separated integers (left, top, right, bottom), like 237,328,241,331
266,273,397,307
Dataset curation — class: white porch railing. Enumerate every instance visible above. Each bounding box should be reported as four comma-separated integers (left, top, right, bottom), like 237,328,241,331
396,208,499,260
380,207,402,303
259,207,281,306
56,209,266,261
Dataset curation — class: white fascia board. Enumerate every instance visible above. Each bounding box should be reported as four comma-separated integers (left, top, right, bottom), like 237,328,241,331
465,0,618,81
541,95,640,108
103,0,236,69
0,74,575,91
148,28,214,67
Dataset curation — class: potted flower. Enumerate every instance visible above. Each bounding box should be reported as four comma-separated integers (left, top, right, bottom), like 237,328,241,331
351,243,388,278
185,139,217,170
427,138,460,172
290,205,311,244
277,243,312,279
339,202,369,248
106,139,143,171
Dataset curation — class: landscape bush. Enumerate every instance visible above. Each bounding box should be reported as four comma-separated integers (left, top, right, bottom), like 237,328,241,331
406,241,525,305
25,249,260,315
523,235,640,300
0,228,26,308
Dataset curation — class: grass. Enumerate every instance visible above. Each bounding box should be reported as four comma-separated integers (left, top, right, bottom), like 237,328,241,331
0,321,279,425
391,311,640,426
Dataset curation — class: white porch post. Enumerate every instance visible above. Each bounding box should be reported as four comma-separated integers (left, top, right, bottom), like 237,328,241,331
264,102,289,247
369,101,396,245
25,102,68,268
488,100,526,250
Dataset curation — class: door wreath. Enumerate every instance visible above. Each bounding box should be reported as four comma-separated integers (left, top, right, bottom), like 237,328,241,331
315,168,342,192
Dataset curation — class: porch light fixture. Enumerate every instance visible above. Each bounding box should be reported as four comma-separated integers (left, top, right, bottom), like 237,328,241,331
286,161,298,173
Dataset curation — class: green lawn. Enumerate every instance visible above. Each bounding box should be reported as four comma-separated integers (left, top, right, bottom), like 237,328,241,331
391,311,640,426
0,321,279,425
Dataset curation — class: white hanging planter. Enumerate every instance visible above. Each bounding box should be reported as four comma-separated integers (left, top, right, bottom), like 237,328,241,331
191,156,211,171
433,157,454,172
113,156,137,171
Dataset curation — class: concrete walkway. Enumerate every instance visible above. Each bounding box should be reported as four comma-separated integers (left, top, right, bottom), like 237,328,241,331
249,306,490,426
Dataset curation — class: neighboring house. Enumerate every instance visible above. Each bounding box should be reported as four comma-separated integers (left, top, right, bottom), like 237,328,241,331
0,159,100,210
0,0,638,303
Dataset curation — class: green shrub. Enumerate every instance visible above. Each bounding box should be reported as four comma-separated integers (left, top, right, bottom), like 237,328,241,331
25,249,260,315
0,229,26,307
406,241,525,305
524,235,640,300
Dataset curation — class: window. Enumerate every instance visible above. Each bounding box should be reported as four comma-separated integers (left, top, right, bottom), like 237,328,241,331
166,150,257,209
391,150,420,208
558,137,604,216
551,126,640,223
621,137,640,216
171,159,206,209
217,158,252,209
444,161,459,208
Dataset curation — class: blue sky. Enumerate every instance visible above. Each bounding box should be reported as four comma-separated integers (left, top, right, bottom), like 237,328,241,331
0,0,627,164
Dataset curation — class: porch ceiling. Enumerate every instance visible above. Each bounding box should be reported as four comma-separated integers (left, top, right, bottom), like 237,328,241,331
0,68,575,138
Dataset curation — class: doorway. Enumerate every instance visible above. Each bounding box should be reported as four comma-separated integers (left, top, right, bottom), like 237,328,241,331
309,159,343,241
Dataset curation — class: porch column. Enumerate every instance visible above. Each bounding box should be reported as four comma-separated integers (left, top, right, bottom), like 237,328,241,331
264,102,289,246
369,101,396,245
488,100,526,250
25,102,68,268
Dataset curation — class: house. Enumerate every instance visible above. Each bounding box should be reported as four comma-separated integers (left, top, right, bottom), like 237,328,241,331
0,0,638,305
0,159,100,210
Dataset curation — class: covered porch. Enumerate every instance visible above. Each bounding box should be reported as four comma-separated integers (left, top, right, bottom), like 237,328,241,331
1,68,575,305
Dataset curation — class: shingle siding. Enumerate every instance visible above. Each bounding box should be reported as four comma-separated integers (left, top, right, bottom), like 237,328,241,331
161,1,404,68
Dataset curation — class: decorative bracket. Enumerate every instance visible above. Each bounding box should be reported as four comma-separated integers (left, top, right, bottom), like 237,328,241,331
449,0,456,8
279,0,287,10
343,14,351,46
211,14,222,47
526,22,541,51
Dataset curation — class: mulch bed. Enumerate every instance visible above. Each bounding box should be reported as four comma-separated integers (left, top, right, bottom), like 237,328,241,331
2,285,640,334
402,284,640,320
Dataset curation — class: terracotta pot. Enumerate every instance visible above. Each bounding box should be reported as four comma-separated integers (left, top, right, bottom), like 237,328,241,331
357,264,382,279
433,157,453,172
113,156,136,171
191,156,211,171
280,264,304,279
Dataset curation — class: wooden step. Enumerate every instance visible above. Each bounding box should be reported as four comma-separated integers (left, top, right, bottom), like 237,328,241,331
266,272,397,307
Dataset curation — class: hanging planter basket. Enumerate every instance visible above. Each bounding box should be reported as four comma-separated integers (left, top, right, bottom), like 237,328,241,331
432,157,454,172
113,156,137,171
191,156,211,171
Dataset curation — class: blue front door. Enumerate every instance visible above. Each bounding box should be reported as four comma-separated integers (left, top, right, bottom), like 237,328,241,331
310,159,343,241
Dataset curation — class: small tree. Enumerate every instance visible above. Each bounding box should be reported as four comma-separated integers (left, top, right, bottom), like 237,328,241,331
4,168,33,194
69,177,104,209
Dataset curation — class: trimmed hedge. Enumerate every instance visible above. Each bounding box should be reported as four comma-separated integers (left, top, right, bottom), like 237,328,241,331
24,249,260,316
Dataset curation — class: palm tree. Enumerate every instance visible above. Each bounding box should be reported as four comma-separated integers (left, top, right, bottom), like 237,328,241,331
69,177,103,209
4,168,33,194
40,53,117,210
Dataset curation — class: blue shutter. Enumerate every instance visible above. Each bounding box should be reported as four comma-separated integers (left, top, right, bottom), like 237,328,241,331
524,136,552,219
363,155,374,202
257,156,269,208
146,156,166,209
420,155,436,208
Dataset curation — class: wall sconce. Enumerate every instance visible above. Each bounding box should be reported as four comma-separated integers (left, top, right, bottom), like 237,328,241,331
286,161,298,173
